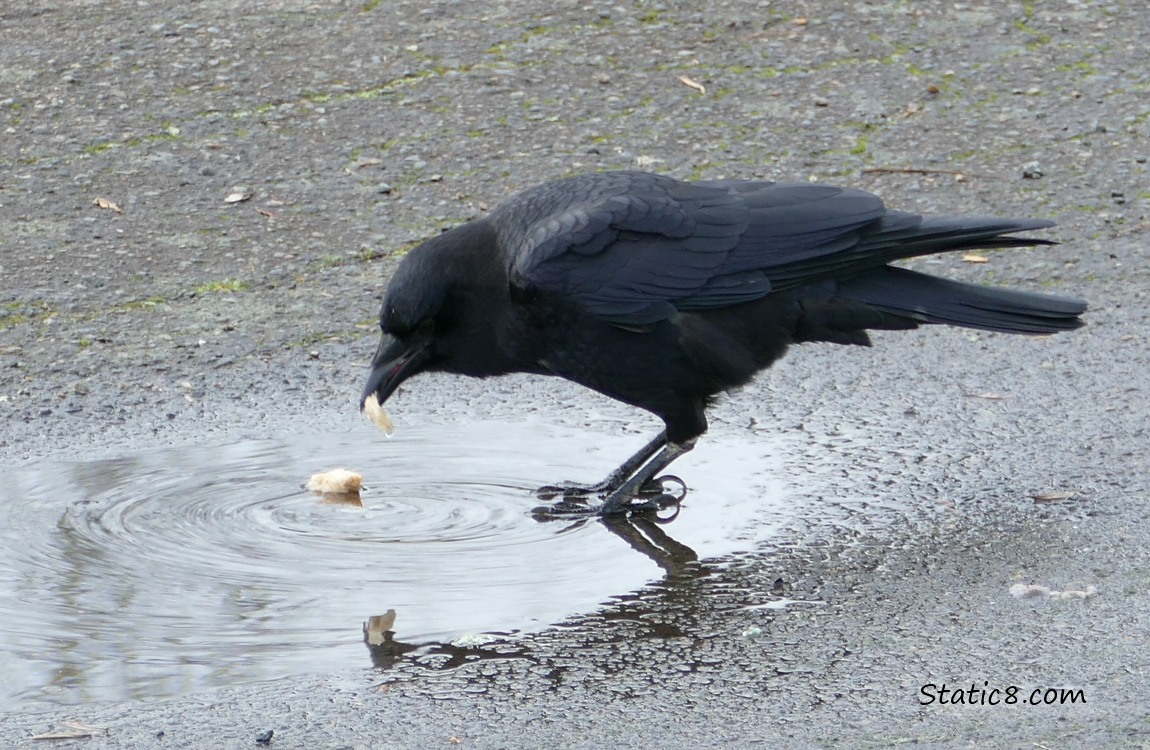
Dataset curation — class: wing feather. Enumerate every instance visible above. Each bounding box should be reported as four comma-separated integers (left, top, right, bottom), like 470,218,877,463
493,170,1055,326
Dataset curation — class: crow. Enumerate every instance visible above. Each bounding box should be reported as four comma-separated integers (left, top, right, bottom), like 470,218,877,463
361,171,1085,514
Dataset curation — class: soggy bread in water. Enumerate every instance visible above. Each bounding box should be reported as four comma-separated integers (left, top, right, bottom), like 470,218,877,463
306,468,363,494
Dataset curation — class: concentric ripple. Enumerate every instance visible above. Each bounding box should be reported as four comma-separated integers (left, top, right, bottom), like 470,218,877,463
0,418,789,710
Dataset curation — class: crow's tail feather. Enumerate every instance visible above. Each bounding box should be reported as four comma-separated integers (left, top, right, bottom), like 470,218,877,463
766,214,1057,290
836,266,1086,334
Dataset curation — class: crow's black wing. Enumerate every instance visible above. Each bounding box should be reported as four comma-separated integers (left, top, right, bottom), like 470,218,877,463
497,171,747,324
694,180,1056,289
498,171,886,325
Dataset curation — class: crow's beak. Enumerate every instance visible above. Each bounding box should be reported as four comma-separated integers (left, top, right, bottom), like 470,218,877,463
360,333,431,410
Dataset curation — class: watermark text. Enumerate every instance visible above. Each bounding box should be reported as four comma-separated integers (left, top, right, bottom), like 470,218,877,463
919,682,1085,706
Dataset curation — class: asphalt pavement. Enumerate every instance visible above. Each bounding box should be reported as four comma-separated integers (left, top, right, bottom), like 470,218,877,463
2,1,1148,747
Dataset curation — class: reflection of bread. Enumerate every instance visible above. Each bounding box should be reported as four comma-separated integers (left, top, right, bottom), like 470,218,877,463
364,609,398,645
306,469,363,494
363,393,395,435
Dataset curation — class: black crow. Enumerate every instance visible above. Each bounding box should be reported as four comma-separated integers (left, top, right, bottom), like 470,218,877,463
361,171,1085,514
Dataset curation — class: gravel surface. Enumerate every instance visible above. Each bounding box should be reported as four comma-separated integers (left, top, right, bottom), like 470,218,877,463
2,1,1149,747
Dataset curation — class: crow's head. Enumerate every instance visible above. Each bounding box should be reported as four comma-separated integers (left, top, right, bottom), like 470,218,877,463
360,220,502,410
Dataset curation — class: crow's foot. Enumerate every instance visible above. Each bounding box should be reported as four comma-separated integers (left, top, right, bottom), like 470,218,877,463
533,475,686,518
534,479,613,500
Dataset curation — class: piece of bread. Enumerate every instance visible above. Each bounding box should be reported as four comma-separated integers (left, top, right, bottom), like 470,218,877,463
363,393,395,435
306,468,363,494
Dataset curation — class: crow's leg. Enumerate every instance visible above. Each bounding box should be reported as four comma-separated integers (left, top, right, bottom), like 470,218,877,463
598,439,695,515
536,430,669,498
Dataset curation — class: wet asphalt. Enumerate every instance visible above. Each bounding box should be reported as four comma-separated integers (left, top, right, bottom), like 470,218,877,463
2,1,1149,747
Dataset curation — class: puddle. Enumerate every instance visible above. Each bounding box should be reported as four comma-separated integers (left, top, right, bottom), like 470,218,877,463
0,418,790,710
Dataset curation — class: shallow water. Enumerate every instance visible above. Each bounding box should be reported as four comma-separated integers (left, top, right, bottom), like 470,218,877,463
0,419,790,710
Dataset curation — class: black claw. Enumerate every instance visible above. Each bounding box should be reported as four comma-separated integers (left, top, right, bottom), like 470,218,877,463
532,492,682,522
638,474,686,501
615,493,682,515
531,496,599,520
534,474,686,518
534,481,610,500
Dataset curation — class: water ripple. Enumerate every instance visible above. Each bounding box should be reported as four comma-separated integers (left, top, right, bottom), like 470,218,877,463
0,418,789,709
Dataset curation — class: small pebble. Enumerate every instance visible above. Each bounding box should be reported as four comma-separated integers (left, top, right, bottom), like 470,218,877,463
1021,161,1045,179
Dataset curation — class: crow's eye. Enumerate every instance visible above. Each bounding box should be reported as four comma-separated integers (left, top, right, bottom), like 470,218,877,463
381,305,409,336
382,308,434,339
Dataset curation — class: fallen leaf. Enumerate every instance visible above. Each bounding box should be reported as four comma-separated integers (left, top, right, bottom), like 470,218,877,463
1010,582,1097,600
678,75,706,94
962,253,989,263
32,731,89,740
92,197,123,214
1062,586,1098,599
1031,490,1077,503
31,721,108,740
1009,583,1050,599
